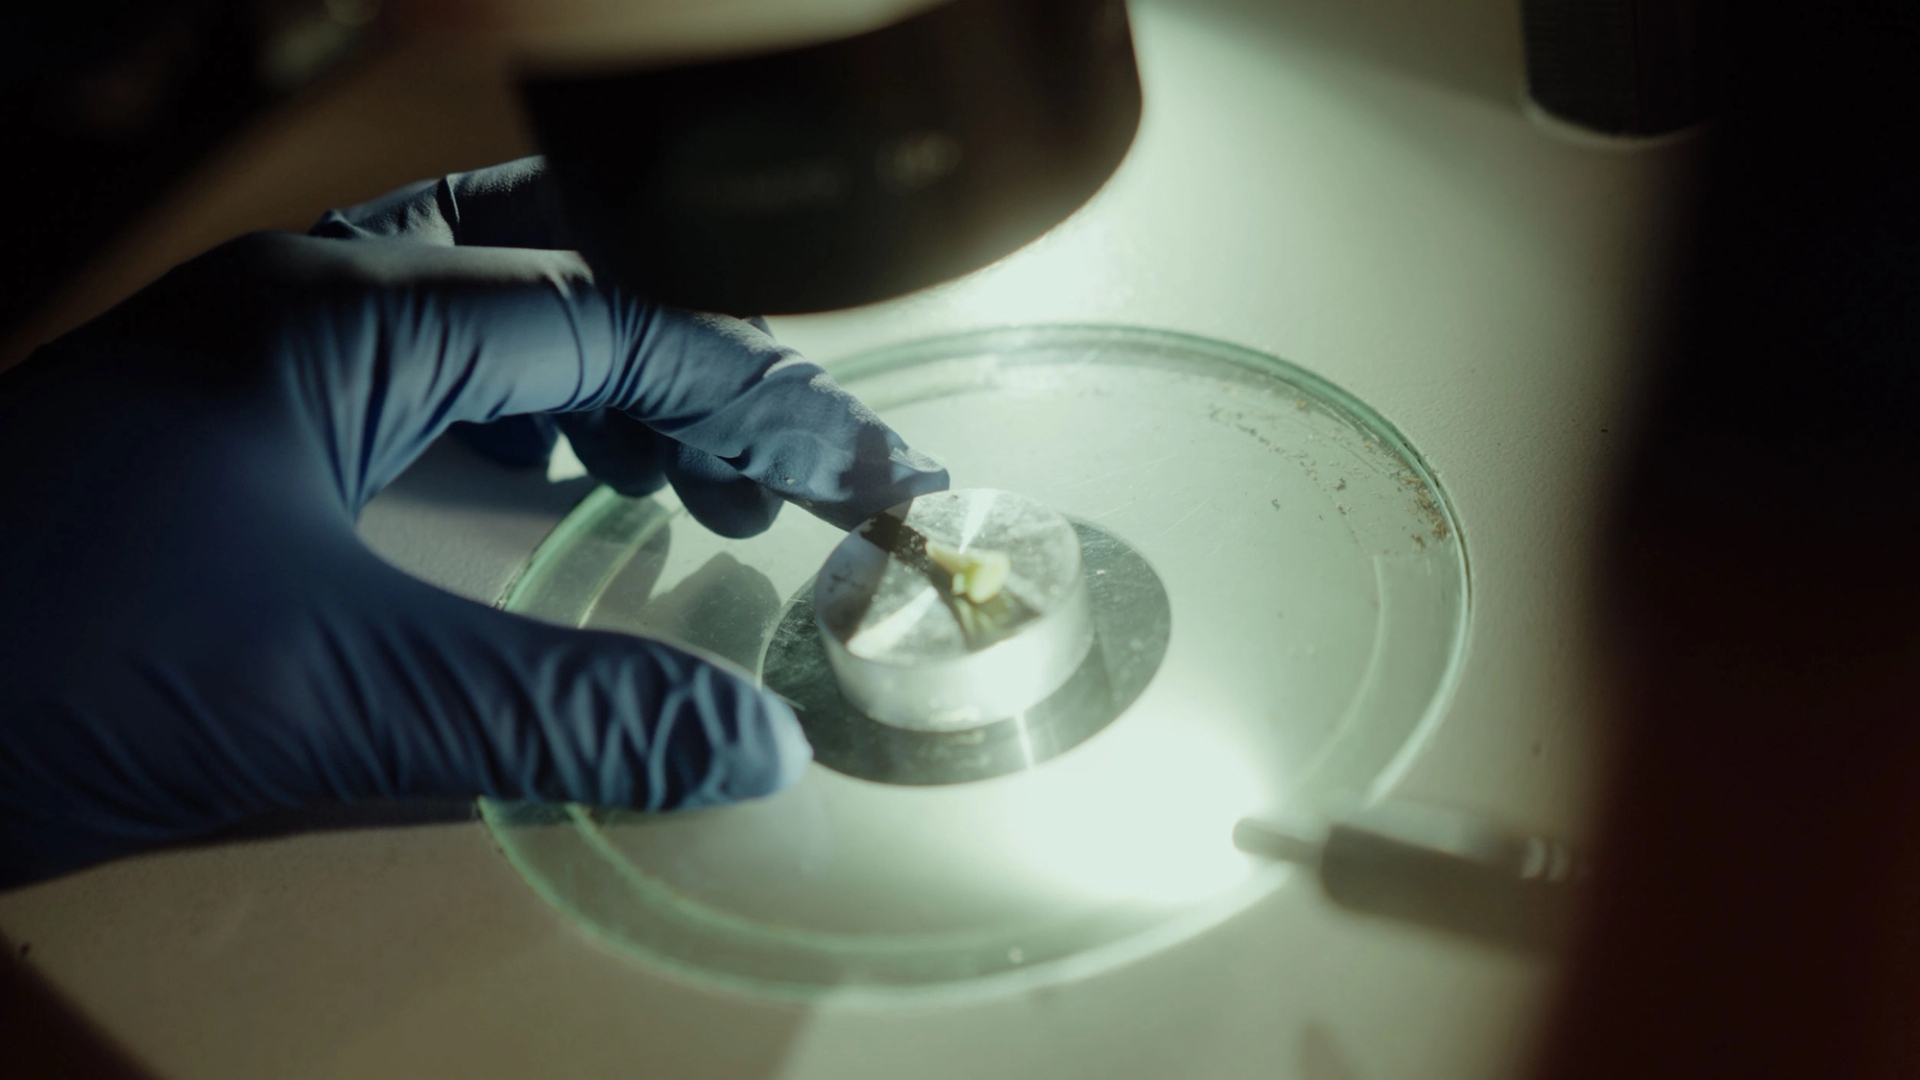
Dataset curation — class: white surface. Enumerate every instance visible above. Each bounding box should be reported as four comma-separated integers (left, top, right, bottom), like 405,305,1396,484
0,2,1694,1076
355,436,598,602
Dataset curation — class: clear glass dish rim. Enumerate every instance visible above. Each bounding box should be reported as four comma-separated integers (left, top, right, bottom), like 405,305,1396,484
478,323,1474,1002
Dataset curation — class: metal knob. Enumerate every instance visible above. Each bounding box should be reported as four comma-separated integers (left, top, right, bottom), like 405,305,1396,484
813,489,1094,730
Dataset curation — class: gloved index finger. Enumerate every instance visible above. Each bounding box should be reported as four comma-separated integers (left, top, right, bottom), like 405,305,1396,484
615,313,951,530
254,233,946,526
310,156,579,251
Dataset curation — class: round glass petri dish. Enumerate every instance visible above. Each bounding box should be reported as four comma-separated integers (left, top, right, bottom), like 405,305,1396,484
481,325,1470,1000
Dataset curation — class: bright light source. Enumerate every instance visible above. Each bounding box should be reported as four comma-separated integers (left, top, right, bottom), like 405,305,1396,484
992,695,1269,906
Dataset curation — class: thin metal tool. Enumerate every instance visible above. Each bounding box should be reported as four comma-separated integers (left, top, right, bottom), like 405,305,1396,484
1235,803,1589,953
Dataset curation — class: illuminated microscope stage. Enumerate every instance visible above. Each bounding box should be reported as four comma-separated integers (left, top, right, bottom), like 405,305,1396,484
482,326,1468,997
771,487,1170,787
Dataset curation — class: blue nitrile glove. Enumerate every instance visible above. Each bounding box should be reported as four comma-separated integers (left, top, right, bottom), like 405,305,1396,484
0,157,949,886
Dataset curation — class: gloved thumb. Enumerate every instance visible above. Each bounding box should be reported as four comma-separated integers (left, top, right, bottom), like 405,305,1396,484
312,556,812,812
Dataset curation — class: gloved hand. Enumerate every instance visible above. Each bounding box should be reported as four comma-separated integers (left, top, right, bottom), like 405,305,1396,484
0,157,949,886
